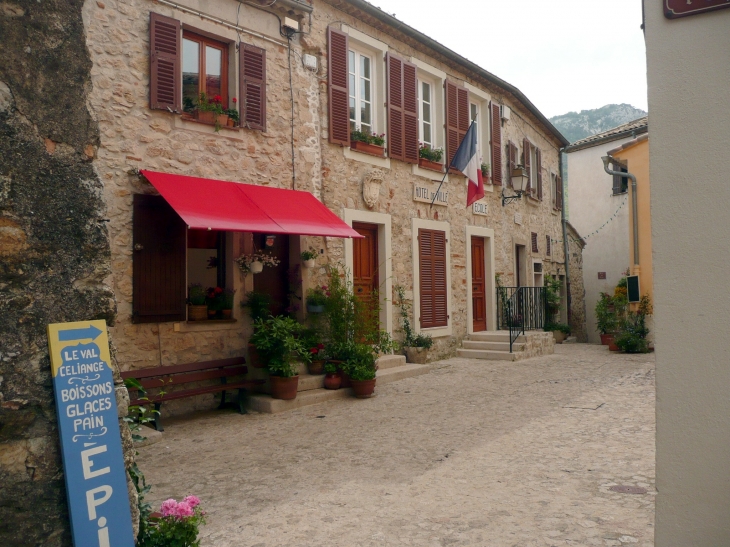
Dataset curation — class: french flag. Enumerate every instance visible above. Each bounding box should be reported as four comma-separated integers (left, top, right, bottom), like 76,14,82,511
451,121,484,207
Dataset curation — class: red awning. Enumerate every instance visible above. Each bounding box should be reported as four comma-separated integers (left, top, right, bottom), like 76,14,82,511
140,170,362,238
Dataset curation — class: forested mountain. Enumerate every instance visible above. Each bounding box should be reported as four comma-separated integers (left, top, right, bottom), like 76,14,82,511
550,104,647,144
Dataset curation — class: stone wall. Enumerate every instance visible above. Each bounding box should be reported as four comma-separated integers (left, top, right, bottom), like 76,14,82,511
81,0,574,388
0,1,136,545
567,223,587,342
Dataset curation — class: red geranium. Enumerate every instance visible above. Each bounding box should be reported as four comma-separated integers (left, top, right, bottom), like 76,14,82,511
212,94,223,104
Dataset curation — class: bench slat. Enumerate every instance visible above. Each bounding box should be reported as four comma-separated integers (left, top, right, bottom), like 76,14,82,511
120,357,247,380
129,366,248,391
129,379,265,404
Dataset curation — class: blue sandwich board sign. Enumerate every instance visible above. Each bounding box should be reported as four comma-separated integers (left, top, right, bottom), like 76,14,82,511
47,320,135,547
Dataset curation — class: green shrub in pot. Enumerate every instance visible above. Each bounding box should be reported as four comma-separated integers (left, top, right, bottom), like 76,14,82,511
250,316,310,377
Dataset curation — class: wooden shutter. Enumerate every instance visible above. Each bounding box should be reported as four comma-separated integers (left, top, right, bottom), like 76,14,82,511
523,138,532,195
445,81,469,168
507,141,518,188
531,232,539,254
133,195,186,323
149,12,181,112
612,162,622,195
546,235,551,256
556,174,563,210
419,229,448,329
536,148,543,200
386,54,404,161
403,61,419,163
240,44,266,131
327,27,350,146
490,102,502,185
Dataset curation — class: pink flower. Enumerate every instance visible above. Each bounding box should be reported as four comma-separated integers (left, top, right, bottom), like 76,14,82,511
183,495,201,508
160,499,178,517
173,501,194,518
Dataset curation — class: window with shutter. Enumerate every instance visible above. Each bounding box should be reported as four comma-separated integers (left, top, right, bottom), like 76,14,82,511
444,80,469,169
523,138,532,195
612,162,629,194
419,228,448,329
536,148,543,200
133,195,187,323
150,13,182,112
507,141,518,188
240,44,266,131
387,54,419,163
403,62,419,163
182,31,229,110
556,174,563,210
490,102,502,185
546,235,551,256
327,27,350,146
531,232,539,254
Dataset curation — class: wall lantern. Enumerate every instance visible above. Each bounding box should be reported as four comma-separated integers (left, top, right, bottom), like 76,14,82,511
502,165,529,206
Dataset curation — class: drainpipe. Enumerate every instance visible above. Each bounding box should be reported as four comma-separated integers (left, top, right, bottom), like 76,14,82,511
602,156,639,266
559,150,572,326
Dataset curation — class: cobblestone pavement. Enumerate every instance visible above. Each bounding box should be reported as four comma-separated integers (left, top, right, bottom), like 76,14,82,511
137,344,655,547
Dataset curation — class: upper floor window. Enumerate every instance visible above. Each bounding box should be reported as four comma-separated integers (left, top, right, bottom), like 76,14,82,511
612,163,629,194
182,31,229,109
419,81,433,148
349,49,373,133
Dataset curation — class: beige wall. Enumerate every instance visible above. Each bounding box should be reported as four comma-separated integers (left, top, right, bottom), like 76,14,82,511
566,142,631,342
644,3,730,544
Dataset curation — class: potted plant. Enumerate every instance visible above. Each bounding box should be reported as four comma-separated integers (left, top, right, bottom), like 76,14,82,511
301,328,327,375
544,322,571,344
418,144,444,172
220,288,235,319
194,92,228,131
344,343,378,398
226,98,239,127
306,285,328,313
544,276,562,321
395,285,434,364
242,291,272,368
301,249,318,268
205,286,224,319
235,251,280,276
481,162,490,182
250,316,310,400
323,360,341,390
187,283,208,321
615,295,652,353
350,129,385,156
595,292,617,345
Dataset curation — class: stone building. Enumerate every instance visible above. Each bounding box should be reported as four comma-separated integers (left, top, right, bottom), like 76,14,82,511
79,0,580,404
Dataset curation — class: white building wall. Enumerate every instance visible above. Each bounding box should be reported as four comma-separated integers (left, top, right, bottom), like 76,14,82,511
566,141,632,342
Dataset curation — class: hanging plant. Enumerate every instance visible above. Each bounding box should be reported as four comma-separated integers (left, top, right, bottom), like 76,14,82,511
235,252,280,275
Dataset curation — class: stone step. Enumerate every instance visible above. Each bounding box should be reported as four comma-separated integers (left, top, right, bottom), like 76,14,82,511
248,363,432,414
469,331,526,343
377,354,407,370
461,340,525,352
564,336,577,344
456,348,519,361
297,373,325,392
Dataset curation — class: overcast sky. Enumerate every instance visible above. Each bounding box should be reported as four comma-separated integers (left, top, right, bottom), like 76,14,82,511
372,0,648,118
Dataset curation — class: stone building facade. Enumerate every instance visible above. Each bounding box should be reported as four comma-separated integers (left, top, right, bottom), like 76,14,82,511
80,0,580,403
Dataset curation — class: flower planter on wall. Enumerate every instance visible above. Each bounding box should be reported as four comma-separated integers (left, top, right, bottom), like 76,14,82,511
418,158,443,172
303,258,316,269
350,140,385,157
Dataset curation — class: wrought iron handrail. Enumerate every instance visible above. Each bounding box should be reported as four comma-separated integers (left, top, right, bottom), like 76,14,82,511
496,286,547,352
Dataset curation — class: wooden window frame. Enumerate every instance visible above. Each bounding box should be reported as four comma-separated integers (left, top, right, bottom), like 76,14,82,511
182,30,230,107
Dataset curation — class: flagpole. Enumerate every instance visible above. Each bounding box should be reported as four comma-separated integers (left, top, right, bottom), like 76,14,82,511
429,120,476,210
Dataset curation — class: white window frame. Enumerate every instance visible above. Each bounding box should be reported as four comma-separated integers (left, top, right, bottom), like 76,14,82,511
349,49,374,135
411,59,447,180
412,218,452,338
464,82,492,189
418,79,435,149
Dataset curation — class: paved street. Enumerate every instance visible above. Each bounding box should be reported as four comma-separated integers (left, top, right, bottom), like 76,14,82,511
137,344,655,547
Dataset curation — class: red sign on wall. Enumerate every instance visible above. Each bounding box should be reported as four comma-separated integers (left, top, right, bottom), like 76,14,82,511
665,0,730,19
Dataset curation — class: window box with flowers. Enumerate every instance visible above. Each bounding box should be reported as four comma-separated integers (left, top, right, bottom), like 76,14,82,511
182,93,239,132
350,129,385,157
418,144,444,172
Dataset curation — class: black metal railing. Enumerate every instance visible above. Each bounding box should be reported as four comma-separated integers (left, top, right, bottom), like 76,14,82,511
496,286,547,352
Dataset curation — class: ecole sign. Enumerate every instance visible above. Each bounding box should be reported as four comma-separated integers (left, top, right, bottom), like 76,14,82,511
665,0,730,18
47,320,134,547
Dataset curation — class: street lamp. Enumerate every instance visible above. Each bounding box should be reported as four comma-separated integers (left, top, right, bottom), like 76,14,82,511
502,165,529,206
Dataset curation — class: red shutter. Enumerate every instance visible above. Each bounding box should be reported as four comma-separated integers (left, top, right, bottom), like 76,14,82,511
386,54,404,161
546,235,551,256
457,86,469,147
445,80,459,168
508,141,517,188
536,148,543,200
403,61,419,163
556,174,563,210
531,232,539,254
133,195,186,323
327,27,350,146
523,138,532,195
240,44,266,131
419,229,448,329
490,102,502,185
149,12,181,112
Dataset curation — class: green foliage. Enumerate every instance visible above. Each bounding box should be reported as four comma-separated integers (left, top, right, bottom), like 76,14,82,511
225,107,239,123
594,292,618,335
615,294,652,353
324,266,371,345
250,316,310,376
394,285,415,346
544,275,562,315
481,163,490,177
544,322,571,335
306,286,328,307
242,291,272,323
123,377,160,443
195,92,225,115
351,128,385,146
300,249,318,261
221,288,235,310
344,343,377,381
365,329,398,355
419,144,443,162
187,284,206,306
129,463,155,546
145,512,205,547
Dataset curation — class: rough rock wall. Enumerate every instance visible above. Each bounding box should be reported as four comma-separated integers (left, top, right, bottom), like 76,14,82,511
0,1,135,545
567,227,587,342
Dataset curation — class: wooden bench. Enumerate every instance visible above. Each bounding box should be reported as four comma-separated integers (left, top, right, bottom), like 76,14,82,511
121,357,264,431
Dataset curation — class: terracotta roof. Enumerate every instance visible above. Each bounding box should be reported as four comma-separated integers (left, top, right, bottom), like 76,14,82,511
564,116,648,153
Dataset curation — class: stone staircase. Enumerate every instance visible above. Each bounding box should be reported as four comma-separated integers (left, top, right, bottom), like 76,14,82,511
248,354,432,414
457,330,555,362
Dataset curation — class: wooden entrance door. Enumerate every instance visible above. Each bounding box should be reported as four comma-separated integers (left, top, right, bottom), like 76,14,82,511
253,233,289,316
471,236,487,332
353,223,379,330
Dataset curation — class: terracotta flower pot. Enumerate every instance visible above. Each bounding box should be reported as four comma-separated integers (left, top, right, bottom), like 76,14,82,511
269,375,299,400
608,339,620,351
221,309,232,319
350,140,384,157
207,309,217,319
324,372,341,390
308,360,325,375
227,118,236,127
340,370,351,388
552,331,566,344
248,343,265,369
405,347,428,364
350,378,376,399
188,304,208,321
418,157,443,172
599,333,612,345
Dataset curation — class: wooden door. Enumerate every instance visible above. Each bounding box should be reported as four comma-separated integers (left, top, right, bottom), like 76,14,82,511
253,233,289,316
471,236,487,332
353,223,379,331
